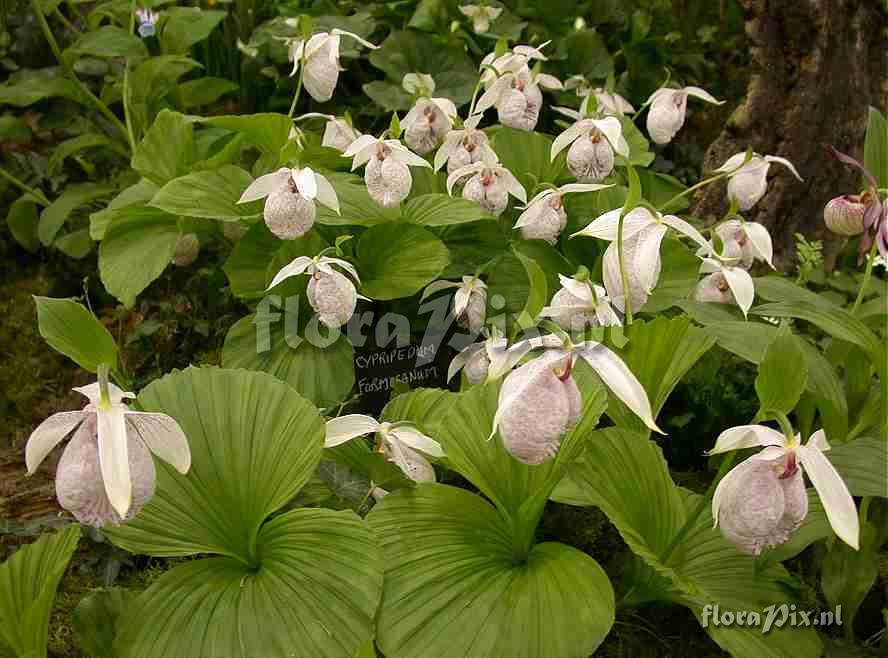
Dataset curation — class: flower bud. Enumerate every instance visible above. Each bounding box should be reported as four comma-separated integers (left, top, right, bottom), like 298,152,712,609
457,284,487,334
463,172,510,216
222,221,249,242
497,82,542,131
824,195,866,236
307,269,358,328
716,456,808,555
726,162,769,212
264,183,316,239
518,194,567,244
171,233,199,267
602,226,661,313
322,118,359,152
646,90,687,145
55,415,156,527
497,356,581,465
404,100,450,155
566,134,614,183
365,148,413,208
715,222,754,269
463,347,490,385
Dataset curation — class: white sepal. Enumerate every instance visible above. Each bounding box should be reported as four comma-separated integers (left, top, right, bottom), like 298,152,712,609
324,414,381,447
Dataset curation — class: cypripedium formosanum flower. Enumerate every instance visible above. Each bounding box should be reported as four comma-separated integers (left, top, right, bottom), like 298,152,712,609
422,275,488,334
708,426,859,555
343,135,432,208
514,183,613,244
491,334,660,464
714,152,803,211
477,67,562,131
26,374,191,527
645,86,723,145
446,155,526,216
268,255,363,328
479,42,550,85
539,275,621,331
459,4,503,34
296,113,360,152
707,218,775,269
695,257,756,317
447,330,515,385
433,114,496,174
238,167,340,240
287,29,379,102
324,415,444,483
550,110,629,183
401,79,458,155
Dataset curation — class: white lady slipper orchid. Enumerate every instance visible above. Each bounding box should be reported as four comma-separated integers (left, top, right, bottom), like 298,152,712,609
492,334,659,464
344,135,431,207
433,114,496,174
325,415,444,483
476,67,562,131
298,113,361,152
574,206,710,311
25,375,191,527
238,166,340,240
550,111,629,182
709,218,774,269
402,91,457,155
540,275,621,331
714,152,803,211
824,195,867,237
422,275,488,334
694,258,756,317
645,86,724,145
515,183,613,244
447,156,526,216
480,42,550,85
459,4,503,34
171,233,199,267
709,426,859,554
583,88,635,117
287,29,379,102
268,255,362,328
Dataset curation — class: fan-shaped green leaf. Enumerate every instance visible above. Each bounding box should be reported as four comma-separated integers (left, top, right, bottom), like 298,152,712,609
356,224,449,299
489,127,564,190
34,296,118,372
403,193,494,226
317,173,402,227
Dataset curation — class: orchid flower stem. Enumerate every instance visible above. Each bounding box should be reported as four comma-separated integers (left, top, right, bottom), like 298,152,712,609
851,241,878,315
29,0,131,149
657,172,727,213
630,67,671,121
770,410,796,441
467,75,486,117
616,210,634,325
0,167,51,205
287,66,305,121
122,0,137,152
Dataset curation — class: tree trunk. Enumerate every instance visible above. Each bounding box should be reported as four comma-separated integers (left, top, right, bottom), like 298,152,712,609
694,0,888,268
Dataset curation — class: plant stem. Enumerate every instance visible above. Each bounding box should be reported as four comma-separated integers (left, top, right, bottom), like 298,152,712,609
0,167,51,205
121,0,137,152
658,172,727,213
286,65,305,120
616,209,634,325
771,410,796,441
851,241,878,315
29,0,131,149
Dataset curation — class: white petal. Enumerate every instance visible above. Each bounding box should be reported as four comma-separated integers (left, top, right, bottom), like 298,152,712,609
764,155,803,181
389,142,433,168
312,172,340,214
320,256,360,283
721,266,755,317
799,444,859,550
420,279,461,302
550,121,585,160
343,134,379,158
683,86,724,105
446,163,483,194
576,342,661,433
389,426,444,458
97,404,131,518
712,455,752,527
591,117,628,157
552,105,583,121
743,221,774,268
448,343,483,381
498,167,526,202
714,152,749,174
125,412,191,473
25,411,87,473
324,414,380,447
660,214,711,251
453,285,471,317
237,168,291,203
434,134,461,171
572,207,654,241
808,429,831,452
558,274,594,302
475,75,513,114
635,224,667,293
74,382,135,405
386,440,435,483
536,73,563,90
431,97,458,121
331,28,379,50
559,183,613,195
292,167,318,200
707,425,788,454
267,256,314,290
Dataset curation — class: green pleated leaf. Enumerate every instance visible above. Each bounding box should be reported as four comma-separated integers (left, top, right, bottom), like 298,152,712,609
158,7,226,54
754,323,807,418
489,127,564,191
863,106,887,189
6,196,41,253
223,223,281,300
368,484,614,658
402,193,494,226
89,179,159,240
98,207,180,308
38,183,115,246
115,508,381,658
203,113,291,156
73,588,136,658
356,224,449,299
222,312,355,409
560,429,823,657
131,110,197,186
826,437,887,498
106,367,325,560
47,133,115,176
149,165,262,221
316,173,402,227
178,77,239,109
0,525,80,658
604,317,715,435
34,296,118,371
66,25,147,59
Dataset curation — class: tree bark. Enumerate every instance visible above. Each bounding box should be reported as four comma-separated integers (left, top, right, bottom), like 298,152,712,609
694,0,888,268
